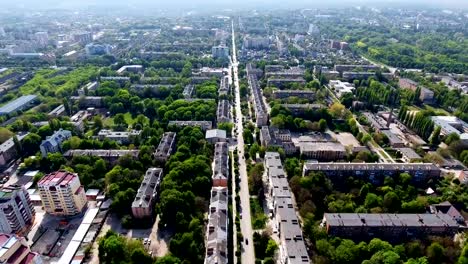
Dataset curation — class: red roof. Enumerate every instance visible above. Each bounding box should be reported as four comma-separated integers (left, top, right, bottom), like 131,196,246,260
19,252,38,264
7,244,28,264
38,171,77,186
0,234,10,246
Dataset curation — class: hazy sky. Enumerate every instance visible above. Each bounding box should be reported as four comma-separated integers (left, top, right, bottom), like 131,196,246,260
1,0,467,10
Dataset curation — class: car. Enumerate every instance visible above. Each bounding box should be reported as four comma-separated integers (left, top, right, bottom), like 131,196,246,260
240,213,243,219
245,239,248,245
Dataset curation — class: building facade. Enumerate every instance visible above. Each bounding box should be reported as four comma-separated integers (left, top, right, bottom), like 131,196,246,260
0,234,42,264
132,168,163,219
38,171,87,216
0,186,35,235
39,129,72,157
0,133,29,167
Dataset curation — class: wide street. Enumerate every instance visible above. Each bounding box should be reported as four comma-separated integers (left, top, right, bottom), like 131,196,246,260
231,20,255,264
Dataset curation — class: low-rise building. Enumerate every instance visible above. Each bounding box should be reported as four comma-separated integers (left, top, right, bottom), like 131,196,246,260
260,127,297,155
204,187,228,264
77,81,98,96
395,147,422,162
0,133,29,167
363,112,388,132
329,80,355,98
153,132,177,163
399,78,434,103
431,116,468,144
48,104,66,117
70,96,103,108
218,76,230,97
0,234,42,264
183,84,195,98
303,162,440,186
206,129,227,144
70,110,91,132
334,64,381,73
0,186,35,235
212,142,229,187
168,121,213,131
264,152,310,264
39,129,72,157
267,78,306,89
100,76,130,84
298,142,346,161
272,90,315,100
381,130,406,148
96,129,141,144
322,211,460,242
132,168,163,219
116,65,144,75
217,99,230,124
280,104,325,116
0,95,38,116
64,149,139,165
38,171,87,216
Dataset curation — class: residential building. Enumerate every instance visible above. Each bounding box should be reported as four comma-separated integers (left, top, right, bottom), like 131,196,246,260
100,76,130,84
183,84,195,98
329,80,355,98
0,133,29,167
267,78,306,89
85,43,111,55
0,95,38,116
206,129,227,144
64,149,139,165
395,148,422,162
272,90,315,100
334,64,381,73
0,234,42,264
96,129,141,144
70,110,91,132
322,212,460,242
212,143,229,187
77,81,98,96
265,67,305,79
116,65,144,75
243,36,270,49
280,104,325,116
247,64,268,126
73,32,93,44
381,130,406,148
260,127,297,155
303,162,440,186
264,152,310,264
204,187,228,264
218,76,230,97
70,96,103,108
38,171,87,216
48,104,65,117
298,142,346,161
39,129,72,157
34,32,48,47
0,186,35,235
153,132,176,163
212,44,229,59
168,121,213,131
132,168,163,219
217,99,230,124
313,66,339,80
399,78,434,103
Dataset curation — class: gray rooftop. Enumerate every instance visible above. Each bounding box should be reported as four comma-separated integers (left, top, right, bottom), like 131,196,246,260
132,168,163,209
0,95,37,115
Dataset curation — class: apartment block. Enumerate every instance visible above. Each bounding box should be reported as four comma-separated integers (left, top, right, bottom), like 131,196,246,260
48,104,66,117
260,127,297,155
218,76,230,97
267,78,306,89
303,162,440,186
204,187,228,264
0,186,35,235
212,142,229,187
217,99,230,124
399,78,434,103
322,212,460,242
183,84,195,98
0,133,29,167
168,121,213,131
132,168,163,219
334,64,381,73
70,96,103,108
247,64,269,126
153,132,177,163
38,171,87,216
280,104,325,116
212,44,229,59
264,152,310,264
0,234,42,264
206,129,227,144
64,149,139,165
70,110,91,132
96,129,141,144
272,90,315,100
298,142,346,161
39,129,72,157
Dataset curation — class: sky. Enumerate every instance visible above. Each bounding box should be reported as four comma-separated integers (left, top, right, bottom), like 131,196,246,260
0,0,466,10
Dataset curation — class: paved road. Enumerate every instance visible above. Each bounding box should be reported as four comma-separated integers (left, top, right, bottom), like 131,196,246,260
231,20,255,264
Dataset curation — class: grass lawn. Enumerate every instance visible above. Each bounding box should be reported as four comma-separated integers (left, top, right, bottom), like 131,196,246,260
103,112,136,128
250,198,267,230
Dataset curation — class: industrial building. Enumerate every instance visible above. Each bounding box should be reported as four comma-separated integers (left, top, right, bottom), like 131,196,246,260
0,95,38,115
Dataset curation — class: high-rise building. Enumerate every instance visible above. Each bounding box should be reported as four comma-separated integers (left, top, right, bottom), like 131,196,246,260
212,45,229,59
34,32,49,47
0,233,42,264
0,186,35,235
38,171,87,216
73,32,93,44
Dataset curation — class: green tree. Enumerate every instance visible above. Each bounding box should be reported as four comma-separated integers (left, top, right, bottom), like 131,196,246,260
426,242,445,263
383,192,401,212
